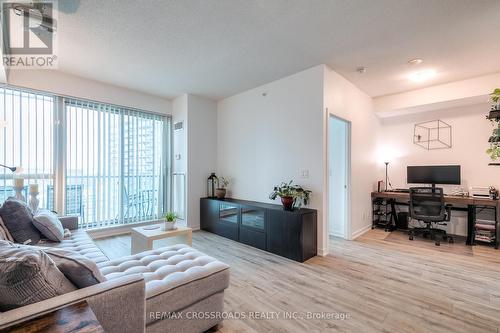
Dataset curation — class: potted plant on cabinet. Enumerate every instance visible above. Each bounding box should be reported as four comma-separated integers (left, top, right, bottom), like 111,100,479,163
164,212,177,230
269,180,312,211
215,177,229,199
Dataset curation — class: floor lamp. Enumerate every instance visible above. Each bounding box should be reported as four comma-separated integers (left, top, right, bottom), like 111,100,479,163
384,161,389,191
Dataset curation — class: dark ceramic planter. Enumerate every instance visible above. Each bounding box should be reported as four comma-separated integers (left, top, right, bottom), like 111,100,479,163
488,110,500,120
281,196,294,211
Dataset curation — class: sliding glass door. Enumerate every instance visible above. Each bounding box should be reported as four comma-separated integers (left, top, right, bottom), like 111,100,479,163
0,86,171,230
64,99,170,229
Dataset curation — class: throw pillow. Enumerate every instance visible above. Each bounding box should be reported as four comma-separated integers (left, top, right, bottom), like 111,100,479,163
0,241,76,311
0,216,14,242
0,199,41,245
33,210,64,242
42,248,107,288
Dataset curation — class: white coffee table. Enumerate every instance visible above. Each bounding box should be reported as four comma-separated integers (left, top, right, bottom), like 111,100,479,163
131,224,193,254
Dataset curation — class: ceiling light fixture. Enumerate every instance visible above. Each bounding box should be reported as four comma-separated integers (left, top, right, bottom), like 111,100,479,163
408,58,423,65
356,66,367,74
408,69,436,83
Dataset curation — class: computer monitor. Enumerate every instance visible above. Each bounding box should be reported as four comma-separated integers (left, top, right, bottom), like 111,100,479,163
407,165,461,188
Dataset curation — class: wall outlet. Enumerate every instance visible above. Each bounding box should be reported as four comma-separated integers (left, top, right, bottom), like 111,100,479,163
175,154,181,160
300,169,309,179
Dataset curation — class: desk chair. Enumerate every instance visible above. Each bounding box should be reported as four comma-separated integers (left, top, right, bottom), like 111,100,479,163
408,187,453,246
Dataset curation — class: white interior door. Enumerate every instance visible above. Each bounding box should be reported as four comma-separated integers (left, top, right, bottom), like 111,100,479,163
328,115,350,239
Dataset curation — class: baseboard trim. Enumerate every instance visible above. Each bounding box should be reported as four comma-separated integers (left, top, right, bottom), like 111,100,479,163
330,231,345,238
351,224,372,240
317,247,329,256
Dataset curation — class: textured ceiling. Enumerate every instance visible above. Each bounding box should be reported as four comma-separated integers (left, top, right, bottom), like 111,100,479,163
54,0,500,99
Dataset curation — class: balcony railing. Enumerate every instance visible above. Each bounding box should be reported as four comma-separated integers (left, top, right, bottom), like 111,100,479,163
0,174,163,230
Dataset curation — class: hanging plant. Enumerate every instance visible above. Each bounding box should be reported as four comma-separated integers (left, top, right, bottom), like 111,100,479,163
486,89,500,161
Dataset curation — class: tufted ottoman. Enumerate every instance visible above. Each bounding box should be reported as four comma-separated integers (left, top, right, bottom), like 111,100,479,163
98,244,230,333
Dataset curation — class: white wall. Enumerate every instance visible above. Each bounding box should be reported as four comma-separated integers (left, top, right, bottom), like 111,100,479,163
324,67,380,242
172,95,188,174
7,69,172,114
379,102,495,236
186,95,218,229
172,94,217,229
217,66,326,252
172,95,188,221
328,116,348,238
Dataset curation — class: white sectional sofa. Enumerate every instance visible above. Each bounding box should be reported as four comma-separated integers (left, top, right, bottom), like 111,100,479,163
0,217,230,333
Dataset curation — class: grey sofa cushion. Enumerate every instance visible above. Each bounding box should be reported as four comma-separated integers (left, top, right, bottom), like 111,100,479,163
39,229,109,264
33,210,64,242
42,248,107,288
0,240,76,311
0,199,41,245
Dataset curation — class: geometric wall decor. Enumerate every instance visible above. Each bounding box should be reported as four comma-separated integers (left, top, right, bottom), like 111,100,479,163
413,120,452,150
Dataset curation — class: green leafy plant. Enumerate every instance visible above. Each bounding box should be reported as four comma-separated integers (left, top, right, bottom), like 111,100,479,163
487,89,500,160
269,180,312,208
164,212,177,222
217,176,229,189
491,88,500,105
486,146,500,160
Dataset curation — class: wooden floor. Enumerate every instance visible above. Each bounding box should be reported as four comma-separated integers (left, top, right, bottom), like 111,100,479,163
95,229,500,333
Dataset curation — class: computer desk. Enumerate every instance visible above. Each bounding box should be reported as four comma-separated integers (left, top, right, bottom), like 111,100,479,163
371,191,499,246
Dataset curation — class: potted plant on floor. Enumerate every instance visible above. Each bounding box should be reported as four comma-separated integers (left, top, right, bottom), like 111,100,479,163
215,176,229,199
164,212,177,230
269,180,312,211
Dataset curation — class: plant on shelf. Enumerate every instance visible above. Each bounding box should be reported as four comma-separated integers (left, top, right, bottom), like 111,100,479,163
164,211,177,230
491,88,500,109
487,89,500,162
487,89,500,120
215,176,230,199
269,180,312,211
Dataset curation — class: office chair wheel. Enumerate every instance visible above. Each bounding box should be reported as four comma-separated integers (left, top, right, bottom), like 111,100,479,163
448,237,454,244
409,235,414,240
435,240,440,246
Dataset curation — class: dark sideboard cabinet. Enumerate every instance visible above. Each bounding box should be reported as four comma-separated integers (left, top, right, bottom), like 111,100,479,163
200,197,317,262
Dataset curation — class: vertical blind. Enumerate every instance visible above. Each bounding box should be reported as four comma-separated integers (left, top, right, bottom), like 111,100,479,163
0,86,171,229
65,98,170,229
0,87,54,207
